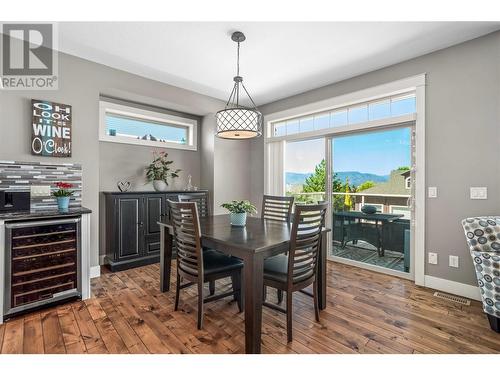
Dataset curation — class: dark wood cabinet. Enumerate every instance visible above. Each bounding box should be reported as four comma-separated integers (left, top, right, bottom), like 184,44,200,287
117,197,142,260
103,191,208,271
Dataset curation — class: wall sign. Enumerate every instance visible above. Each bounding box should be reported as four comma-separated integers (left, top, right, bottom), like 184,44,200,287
31,99,72,157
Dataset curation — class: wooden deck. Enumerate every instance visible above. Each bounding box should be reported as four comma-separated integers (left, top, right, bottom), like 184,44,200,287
0,261,499,354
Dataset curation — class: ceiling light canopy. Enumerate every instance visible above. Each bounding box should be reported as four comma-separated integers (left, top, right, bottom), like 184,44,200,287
216,31,262,139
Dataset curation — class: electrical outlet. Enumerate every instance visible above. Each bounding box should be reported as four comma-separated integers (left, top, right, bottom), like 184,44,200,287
449,255,459,268
470,187,487,200
30,185,51,197
428,252,438,265
428,187,437,198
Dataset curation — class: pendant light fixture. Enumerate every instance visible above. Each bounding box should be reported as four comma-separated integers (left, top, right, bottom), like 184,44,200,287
216,31,262,139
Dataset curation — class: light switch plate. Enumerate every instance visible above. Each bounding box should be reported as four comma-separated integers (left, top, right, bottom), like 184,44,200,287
30,185,51,197
428,252,438,265
470,187,487,200
449,255,459,268
428,187,437,198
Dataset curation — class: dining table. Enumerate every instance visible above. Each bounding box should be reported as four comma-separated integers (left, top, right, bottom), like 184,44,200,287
158,214,329,354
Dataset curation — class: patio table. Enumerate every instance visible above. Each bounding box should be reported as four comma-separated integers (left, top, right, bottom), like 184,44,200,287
334,211,403,257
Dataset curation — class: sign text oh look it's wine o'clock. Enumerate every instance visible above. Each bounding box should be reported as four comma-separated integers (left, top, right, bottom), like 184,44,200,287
31,99,72,157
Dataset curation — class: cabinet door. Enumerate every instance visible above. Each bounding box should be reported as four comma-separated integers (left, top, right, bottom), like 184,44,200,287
117,197,142,260
144,195,164,236
143,195,165,255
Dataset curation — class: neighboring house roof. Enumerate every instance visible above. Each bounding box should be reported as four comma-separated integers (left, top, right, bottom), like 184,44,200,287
362,169,411,195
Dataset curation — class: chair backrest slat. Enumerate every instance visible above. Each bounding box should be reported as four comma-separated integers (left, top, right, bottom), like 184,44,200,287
288,203,327,285
169,200,203,278
178,193,210,218
262,195,294,222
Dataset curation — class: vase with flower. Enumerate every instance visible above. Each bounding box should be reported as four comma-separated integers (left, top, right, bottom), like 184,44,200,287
146,150,181,191
52,182,74,211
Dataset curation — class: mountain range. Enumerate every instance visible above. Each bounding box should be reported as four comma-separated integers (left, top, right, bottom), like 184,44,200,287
286,171,388,187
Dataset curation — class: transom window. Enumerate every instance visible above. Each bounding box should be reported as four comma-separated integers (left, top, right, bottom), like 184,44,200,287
272,93,416,138
99,100,198,151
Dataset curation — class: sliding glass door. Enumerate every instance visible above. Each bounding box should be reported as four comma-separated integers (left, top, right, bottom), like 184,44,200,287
329,127,414,276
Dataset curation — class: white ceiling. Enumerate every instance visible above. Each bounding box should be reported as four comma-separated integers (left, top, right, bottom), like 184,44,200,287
58,22,500,106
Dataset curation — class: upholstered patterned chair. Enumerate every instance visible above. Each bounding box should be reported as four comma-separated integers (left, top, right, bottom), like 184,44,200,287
461,217,500,333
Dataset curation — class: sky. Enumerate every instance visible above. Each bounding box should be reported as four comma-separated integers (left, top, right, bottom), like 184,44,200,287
285,127,411,176
106,114,187,142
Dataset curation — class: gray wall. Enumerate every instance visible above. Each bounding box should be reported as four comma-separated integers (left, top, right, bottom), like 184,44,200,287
0,47,251,268
254,31,500,286
213,137,252,214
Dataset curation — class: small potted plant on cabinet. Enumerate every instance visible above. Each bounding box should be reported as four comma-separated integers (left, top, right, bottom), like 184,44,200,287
221,200,257,227
52,182,74,211
146,150,181,191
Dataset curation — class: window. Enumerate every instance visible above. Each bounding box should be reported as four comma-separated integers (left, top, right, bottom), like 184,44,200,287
270,93,416,138
390,205,411,219
99,101,198,151
405,176,411,189
348,104,368,124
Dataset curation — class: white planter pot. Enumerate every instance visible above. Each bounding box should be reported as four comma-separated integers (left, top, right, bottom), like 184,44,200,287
230,212,247,226
153,180,168,192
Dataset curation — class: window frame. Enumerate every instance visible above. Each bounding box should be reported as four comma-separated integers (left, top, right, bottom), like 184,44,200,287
99,101,198,151
268,92,417,141
264,74,426,285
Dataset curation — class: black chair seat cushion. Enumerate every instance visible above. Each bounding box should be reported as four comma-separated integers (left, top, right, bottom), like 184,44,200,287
203,249,243,275
264,254,313,283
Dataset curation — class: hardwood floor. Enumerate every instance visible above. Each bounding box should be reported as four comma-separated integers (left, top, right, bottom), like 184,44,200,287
1,261,499,354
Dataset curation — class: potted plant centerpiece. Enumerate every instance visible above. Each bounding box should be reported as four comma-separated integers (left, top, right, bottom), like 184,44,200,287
221,200,257,227
146,150,181,192
52,182,74,211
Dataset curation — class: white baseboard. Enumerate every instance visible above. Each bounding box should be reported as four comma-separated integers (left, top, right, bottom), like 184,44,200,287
90,265,101,279
424,275,481,301
99,254,106,265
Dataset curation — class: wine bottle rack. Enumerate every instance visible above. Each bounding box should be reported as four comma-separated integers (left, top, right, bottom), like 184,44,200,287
4,218,81,316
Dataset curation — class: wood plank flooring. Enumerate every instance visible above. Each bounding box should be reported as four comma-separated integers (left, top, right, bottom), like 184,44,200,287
0,261,499,354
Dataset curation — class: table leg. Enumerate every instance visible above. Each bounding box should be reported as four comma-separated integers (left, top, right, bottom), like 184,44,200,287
160,226,173,292
243,255,264,354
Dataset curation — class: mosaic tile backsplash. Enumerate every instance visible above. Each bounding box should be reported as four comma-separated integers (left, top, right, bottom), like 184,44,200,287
0,160,82,210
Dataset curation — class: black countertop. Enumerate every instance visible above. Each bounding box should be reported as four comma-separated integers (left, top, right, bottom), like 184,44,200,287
0,207,92,221
102,190,208,195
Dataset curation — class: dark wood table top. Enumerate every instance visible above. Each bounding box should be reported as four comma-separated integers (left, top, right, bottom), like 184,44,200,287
334,211,404,222
159,214,330,254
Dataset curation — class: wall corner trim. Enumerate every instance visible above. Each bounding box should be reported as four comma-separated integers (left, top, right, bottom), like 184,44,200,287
424,275,481,301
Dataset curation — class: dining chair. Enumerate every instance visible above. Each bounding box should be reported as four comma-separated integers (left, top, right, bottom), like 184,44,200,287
262,202,328,342
169,200,243,329
178,193,209,217
262,195,295,303
262,195,295,222
262,195,298,305
178,193,217,294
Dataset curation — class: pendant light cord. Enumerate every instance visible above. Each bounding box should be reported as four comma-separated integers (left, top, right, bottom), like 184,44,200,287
235,40,240,106
236,40,240,76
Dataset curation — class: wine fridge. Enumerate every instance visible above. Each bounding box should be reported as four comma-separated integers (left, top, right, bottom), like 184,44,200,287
4,218,81,317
